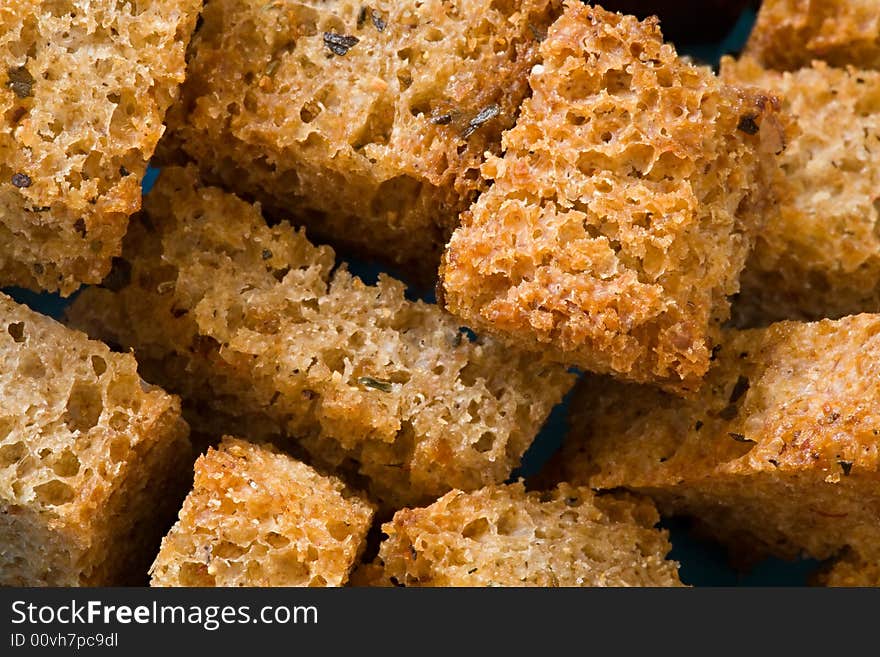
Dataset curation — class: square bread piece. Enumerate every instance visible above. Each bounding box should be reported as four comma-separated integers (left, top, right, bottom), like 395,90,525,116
66,166,574,510
0,293,191,586
0,0,201,294
359,482,682,587
158,0,561,278
439,2,784,393
551,314,880,565
150,437,374,587
746,0,880,71
721,57,880,326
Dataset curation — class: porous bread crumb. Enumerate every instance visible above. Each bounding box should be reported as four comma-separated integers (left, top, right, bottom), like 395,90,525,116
552,314,880,564
0,292,191,586
746,0,880,71
722,57,880,326
439,2,784,393
150,438,374,587
815,551,880,587
66,166,574,510
0,0,201,294
158,0,562,279
365,482,682,587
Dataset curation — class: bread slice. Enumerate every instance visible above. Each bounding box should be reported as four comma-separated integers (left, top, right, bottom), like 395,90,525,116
746,0,880,71
150,437,373,586
439,2,784,393
551,314,880,565
0,293,191,586
66,166,574,510
721,57,880,326
361,482,682,587
158,0,561,279
0,0,201,295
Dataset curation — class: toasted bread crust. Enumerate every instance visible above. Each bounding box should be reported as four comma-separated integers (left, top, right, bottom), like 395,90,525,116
366,482,682,587
553,314,880,563
440,2,784,392
151,438,374,586
0,0,201,294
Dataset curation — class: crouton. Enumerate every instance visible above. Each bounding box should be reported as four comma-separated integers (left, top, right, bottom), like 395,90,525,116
552,314,880,564
746,0,880,71
66,166,574,510
0,0,201,294
158,0,561,279
721,57,880,325
150,438,374,586
364,482,682,586
0,293,191,586
439,2,784,393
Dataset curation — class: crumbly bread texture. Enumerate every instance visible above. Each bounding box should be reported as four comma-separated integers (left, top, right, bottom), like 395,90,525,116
746,0,880,71
551,314,880,564
0,293,191,586
364,482,682,587
0,0,201,294
439,2,784,393
158,0,561,278
150,438,374,586
722,57,880,326
815,551,880,587
66,166,574,510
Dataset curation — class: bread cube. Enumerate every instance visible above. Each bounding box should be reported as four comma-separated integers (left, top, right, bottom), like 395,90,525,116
150,438,374,586
746,0,880,71
158,0,561,278
0,0,201,294
66,166,574,510
0,293,191,585
552,314,880,564
722,57,880,325
440,2,784,392
363,482,682,587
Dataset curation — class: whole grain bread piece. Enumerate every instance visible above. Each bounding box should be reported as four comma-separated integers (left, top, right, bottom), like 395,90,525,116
0,0,201,295
362,482,682,587
0,293,192,586
814,550,880,587
151,437,374,587
549,314,880,565
66,166,574,511
746,0,880,71
721,57,880,326
439,2,785,394
157,0,562,281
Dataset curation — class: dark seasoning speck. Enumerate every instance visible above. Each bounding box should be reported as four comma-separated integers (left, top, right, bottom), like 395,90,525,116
324,32,360,56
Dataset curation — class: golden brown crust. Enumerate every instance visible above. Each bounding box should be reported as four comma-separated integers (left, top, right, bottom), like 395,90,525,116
0,293,192,586
150,438,374,587
553,314,880,563
365,482,682,587
440,1,784,392
722,57,880,326
746,0,880,71
66,166,574,510
159,0,561,278
0,0,201,294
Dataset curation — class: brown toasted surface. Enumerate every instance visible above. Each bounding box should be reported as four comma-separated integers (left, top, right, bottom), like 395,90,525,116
66,166,574,510
746,0,880,71
159,0,561,278
0,0,201,294
365,482,682,587
722,57,880,326
552,315,880,563
151,437,374,587
440,2,784,392
0,293,191,586
815,550,880,587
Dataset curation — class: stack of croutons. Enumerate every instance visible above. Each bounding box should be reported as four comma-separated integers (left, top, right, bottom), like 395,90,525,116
2,0,878,587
